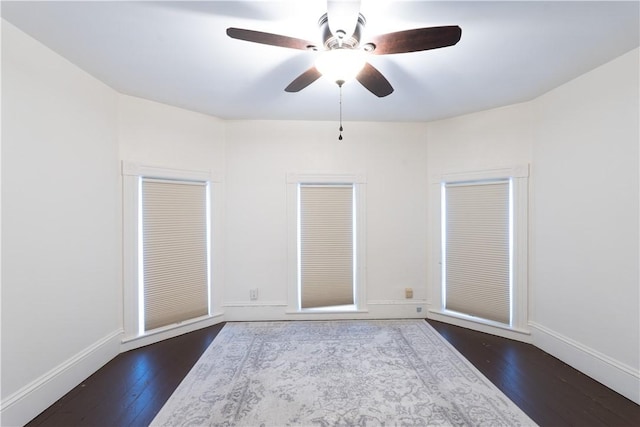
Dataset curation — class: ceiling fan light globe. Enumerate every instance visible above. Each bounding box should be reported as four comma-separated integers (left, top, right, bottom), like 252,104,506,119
315,49,366,84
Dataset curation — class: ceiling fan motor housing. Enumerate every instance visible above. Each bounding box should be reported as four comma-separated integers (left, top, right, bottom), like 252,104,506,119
318,13,366,50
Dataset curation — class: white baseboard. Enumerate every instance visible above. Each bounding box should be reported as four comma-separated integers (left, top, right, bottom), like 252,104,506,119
367,300,427,318
0,329,123,427
223,300,427,322
529,321,640,404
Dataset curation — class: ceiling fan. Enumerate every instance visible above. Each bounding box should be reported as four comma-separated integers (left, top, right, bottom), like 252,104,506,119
226,1,462,98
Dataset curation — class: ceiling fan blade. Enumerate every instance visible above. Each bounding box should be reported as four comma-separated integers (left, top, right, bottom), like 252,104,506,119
285,67,323,92
369,26,462,55
356,62,394,97
226,27,316,50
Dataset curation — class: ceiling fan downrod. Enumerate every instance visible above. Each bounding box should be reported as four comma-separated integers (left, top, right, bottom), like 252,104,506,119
338,80,344,141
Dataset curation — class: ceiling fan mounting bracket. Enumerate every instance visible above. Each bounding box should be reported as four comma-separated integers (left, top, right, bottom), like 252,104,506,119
318,13,366,50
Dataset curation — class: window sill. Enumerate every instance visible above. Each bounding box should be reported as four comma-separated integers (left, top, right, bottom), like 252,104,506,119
121,312,224,351
428,309,531,341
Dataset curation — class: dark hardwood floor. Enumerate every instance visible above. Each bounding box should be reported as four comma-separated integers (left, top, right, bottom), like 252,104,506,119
26,323,226,427
26,320,639,427
427,320,640,427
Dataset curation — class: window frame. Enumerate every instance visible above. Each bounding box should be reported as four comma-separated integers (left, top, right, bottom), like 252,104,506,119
121,162,223,348
286,172,367,314
429,165,530,336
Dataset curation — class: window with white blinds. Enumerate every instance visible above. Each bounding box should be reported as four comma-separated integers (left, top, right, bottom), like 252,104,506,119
141,179,209,331
299,184,355,309
443,180,511,325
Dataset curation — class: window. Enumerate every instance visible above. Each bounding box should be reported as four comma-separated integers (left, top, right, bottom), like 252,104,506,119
431,165,529,334
140,179,209,331
442,179,511,324
287,173,366,313
299,184,355,308
122,162,219,344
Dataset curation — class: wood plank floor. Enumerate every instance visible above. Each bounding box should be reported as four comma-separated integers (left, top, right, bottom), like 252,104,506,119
26,320,639,426
427,320,640,426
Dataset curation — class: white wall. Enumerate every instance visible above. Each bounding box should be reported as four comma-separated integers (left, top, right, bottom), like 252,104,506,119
1,21,121,425
530,48,639,402
426,102,534,175
118,95,226,174
224,120,430,320
424,48,639,403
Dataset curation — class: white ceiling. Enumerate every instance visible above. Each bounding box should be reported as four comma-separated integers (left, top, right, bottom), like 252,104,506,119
2,1,638,122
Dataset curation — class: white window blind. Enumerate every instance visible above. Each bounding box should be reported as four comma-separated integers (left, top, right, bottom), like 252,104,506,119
142,179,209,331
444,180,511,324
299,184,354,308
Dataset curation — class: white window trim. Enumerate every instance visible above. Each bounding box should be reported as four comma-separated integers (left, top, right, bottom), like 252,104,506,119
286,172,367,313
121,161,223,346
428,164,530,337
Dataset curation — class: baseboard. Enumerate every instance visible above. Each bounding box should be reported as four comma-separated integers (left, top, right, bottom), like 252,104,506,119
366,300,427,318
223,300,427,322
0,329,123,427
529,321,640,404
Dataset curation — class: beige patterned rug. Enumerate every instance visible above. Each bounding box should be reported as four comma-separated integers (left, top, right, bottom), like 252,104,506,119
151,320,536,426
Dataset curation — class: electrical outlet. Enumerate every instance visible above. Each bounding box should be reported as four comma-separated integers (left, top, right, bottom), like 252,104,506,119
250,288,258,301
405,288,413,299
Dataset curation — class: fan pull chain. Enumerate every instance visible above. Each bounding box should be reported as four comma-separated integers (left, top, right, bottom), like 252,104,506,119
338,81,344,141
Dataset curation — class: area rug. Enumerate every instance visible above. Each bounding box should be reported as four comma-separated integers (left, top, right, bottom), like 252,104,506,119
151,320,536,426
